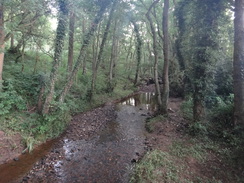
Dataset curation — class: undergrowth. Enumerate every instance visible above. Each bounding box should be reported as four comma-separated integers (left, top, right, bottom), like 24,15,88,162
130,150,181,183
131,94,244,183
145,115,166,133
1,52,136,152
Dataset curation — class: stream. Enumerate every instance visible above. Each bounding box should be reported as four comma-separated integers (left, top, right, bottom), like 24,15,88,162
0,92,156,183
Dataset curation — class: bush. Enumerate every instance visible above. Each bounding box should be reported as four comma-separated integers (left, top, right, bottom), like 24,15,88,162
210,95,234,129
0,80,26,115
180,97,193,121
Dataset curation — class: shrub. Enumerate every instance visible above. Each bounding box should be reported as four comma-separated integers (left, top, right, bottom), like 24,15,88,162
0,80,26,115
180,97,193,121
210,95,234,129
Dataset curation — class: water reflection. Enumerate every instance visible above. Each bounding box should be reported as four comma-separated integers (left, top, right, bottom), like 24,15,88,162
121,92,157,111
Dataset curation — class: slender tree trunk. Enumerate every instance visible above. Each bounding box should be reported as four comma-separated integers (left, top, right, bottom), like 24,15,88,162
108,20,118,92
146,0,163,111
10,34,14,49
82,17,87,75
33,45,39,74
10,7,14,49
90,24,101,97
124,34,134,73
130,19,142,86
59,3,112,103
21,36,26,72
161,0,170,114
90,0,118,97
42,0,69,114
233,0,244,126
0,2,4,89
67,9,75,73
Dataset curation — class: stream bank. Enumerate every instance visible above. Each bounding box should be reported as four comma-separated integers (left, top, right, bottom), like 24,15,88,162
0,85,156,183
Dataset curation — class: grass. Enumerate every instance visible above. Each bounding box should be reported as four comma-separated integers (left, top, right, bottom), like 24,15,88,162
170,140,206,162
145,115,166,133
130,150,181,183
130,139,208,183
130,136,244,183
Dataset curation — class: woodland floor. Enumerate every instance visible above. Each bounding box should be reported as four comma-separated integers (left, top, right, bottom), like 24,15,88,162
0,84,243,182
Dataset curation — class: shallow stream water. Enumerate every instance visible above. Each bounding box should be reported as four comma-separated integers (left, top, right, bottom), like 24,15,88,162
0,92,156,183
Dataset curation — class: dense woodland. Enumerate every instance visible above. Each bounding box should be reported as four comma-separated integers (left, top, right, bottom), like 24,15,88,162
0,0,244,169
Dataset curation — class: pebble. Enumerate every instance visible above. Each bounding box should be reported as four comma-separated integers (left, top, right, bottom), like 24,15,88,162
13,158,19,161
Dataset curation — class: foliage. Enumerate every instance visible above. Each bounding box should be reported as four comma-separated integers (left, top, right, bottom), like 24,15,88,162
180,97,193,121
0,80,26,115
145,115,166,133
210,95,234,128
0,102,70,151
169,59,184,98
40,104,71,138
170,140,206,162
130,150,180,183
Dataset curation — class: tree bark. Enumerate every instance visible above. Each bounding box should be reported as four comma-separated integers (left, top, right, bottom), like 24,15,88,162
59,2,112,103
190,0,224,122
0,2,4,89
130,18,142,86
90,0,118,97
42,0,69,114
108,20,118,92
161,0,170,114
233,0,244,126
124,33,134,74
67,8,75,73
146,0,163,111
10,7,14,49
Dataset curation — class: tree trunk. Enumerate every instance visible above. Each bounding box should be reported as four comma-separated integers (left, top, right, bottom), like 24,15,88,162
130,18,142,86
10,7,14,50
108,20,118,92
82,17,87,75
67,9,75,73
90,0,118,97
21,36,26,72
146,0,163,111
59,2,112,103
233,0,244,126
161,0,170,114
124,33,134,73
42,0,69,114
90,25,101,98
0,2,4,89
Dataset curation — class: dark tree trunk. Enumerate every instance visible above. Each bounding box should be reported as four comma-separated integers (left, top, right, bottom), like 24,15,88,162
10,7,14,49
130,18,142,86
233,0,244,126
0,2,4,88
108,20,119,92
161,0,170,114
190,0,224,122
67,9,75,73
42,0,69,114
82,17,87,75
124,33,133,74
